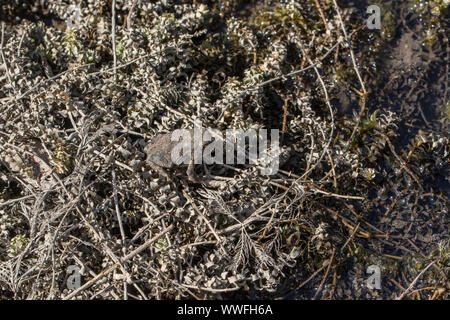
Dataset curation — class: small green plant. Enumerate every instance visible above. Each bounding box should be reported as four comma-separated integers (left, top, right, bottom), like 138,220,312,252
51,142,75,176
63,29,82,57
154,237,169,251
116,41,125,60
7,234,29,257
361,110,379,133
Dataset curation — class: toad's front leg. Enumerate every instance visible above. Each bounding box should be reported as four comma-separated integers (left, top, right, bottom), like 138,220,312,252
148,161,172,182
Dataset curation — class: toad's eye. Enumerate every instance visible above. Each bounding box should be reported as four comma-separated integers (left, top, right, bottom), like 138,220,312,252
150,154,163,162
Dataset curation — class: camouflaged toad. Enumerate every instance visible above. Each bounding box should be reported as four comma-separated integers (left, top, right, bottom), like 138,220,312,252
144,129,204,184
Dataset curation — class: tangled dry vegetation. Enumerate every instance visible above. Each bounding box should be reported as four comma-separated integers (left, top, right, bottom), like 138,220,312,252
0,0,448,299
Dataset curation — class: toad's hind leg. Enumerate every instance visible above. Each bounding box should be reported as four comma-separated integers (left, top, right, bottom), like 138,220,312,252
187,159,211,186
187,159,199,183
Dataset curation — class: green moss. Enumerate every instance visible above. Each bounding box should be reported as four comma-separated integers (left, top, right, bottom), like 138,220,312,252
251,3,307,40
380,7,396,42
407,1,448,51
334,65,356,84
409,0,449,16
